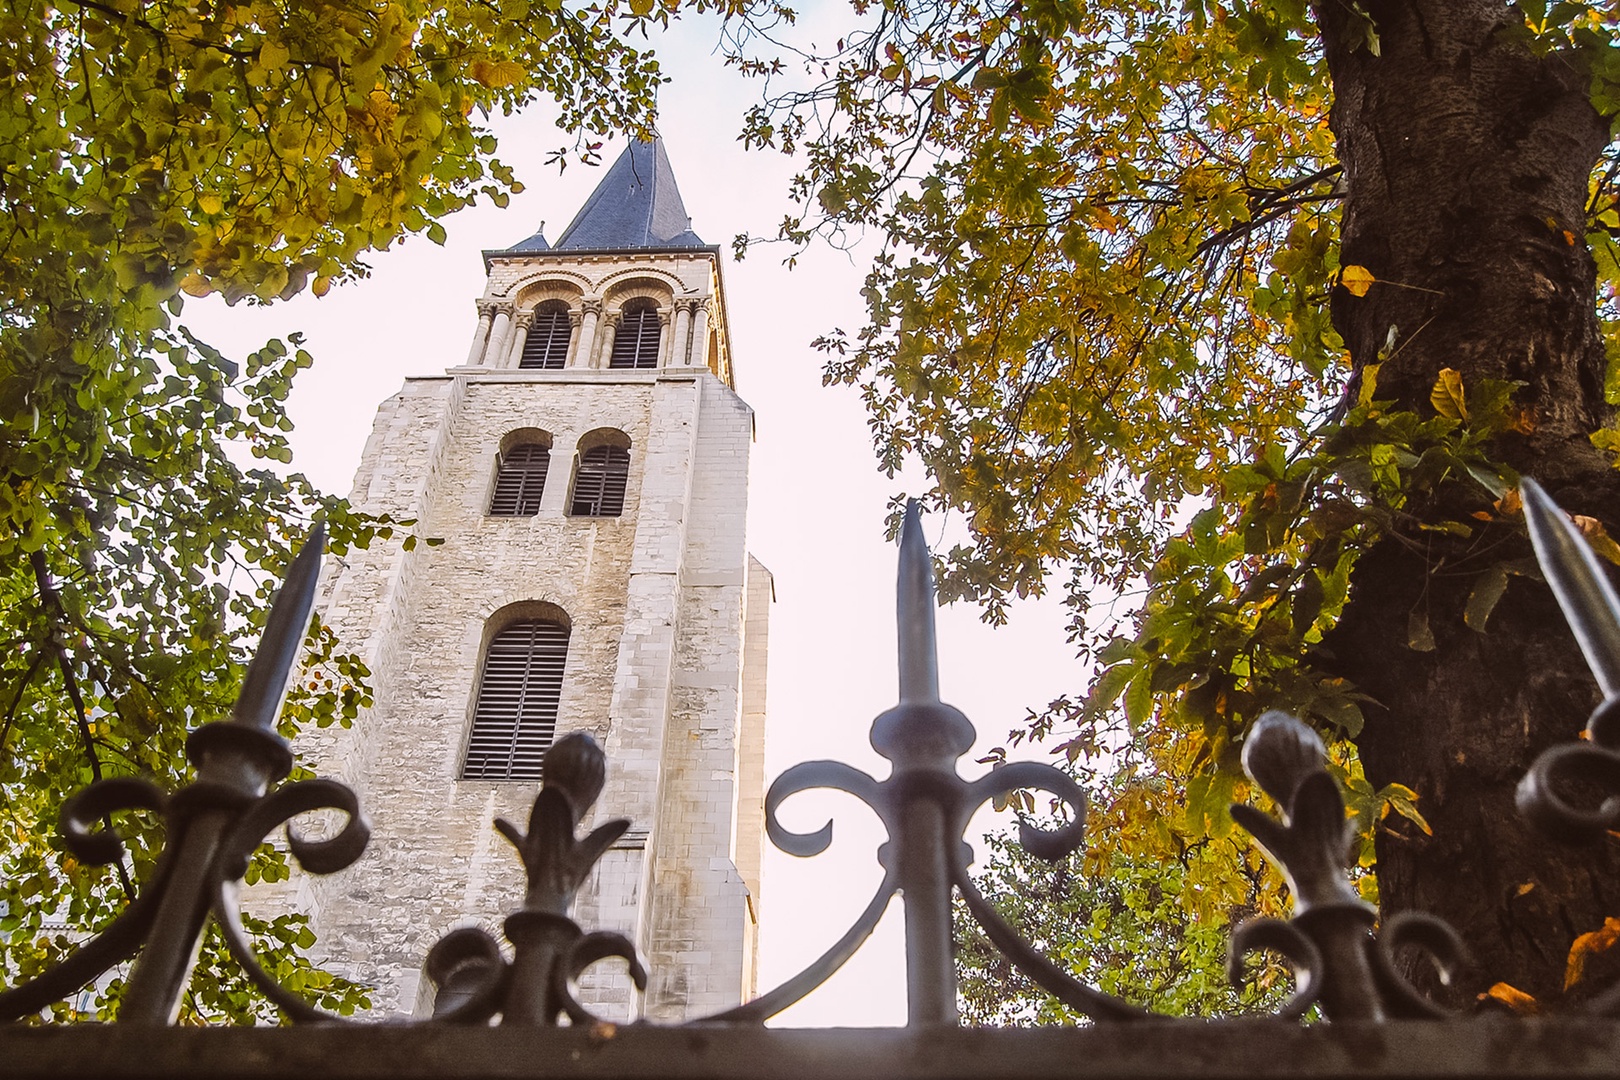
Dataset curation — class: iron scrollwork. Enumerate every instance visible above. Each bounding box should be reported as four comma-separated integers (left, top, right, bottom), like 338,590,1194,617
1513,477,1620,1016
0,525,375,1025
0,526,644,1028
701,502,1145,1026
1227,712,1467,1021
9,476,1620,1029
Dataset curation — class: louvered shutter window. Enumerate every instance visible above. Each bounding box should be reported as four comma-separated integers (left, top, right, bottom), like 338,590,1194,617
462,620,569,780
520,306,570,369
570,445,630,517
488,444,549,516
608,303,661,369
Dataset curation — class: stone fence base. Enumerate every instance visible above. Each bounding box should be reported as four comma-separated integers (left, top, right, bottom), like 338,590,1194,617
6,1019,1620,1080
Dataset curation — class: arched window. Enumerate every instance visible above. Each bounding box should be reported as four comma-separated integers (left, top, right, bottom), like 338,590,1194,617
570,445,630,517
462,618,570,780
609,300,661,369
520,302,571,369
488,442,550,516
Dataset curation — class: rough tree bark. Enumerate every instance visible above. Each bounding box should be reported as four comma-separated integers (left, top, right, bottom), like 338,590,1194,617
1314,0,1620,1004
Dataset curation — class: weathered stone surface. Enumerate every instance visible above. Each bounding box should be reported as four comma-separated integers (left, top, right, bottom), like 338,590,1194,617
10,1019,1620,1080
278,241,766,1022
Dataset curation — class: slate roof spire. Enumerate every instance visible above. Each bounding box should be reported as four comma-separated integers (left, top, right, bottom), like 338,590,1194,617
504,138,705,254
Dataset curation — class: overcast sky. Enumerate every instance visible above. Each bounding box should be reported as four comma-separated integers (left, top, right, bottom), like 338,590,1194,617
180,12,1091,1026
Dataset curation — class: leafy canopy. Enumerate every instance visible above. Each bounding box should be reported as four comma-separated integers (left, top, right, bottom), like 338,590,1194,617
0,0,697,1019
719,0,1620,1007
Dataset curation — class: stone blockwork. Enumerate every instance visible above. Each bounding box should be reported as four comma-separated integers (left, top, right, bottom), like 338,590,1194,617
293,236,767,1023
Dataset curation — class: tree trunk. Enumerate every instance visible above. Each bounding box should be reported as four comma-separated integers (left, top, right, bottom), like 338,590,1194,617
1312,0,1620,1005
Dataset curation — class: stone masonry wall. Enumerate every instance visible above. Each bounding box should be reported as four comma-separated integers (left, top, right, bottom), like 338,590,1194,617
290,335,764,1024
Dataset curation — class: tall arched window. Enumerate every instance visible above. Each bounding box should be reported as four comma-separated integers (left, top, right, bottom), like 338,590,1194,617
488,442,550,516
462,618,570,780
520,302,571,369
609,300,661,369
570,445,630,517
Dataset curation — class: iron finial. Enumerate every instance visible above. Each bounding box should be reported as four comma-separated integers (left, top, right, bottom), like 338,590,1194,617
234,522,325,732
896,500,940,704
1520,478,1620,699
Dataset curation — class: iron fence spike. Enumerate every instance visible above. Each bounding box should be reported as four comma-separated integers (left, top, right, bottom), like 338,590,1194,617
233,522,325,732
896,500,940,704
1520,478,1620,699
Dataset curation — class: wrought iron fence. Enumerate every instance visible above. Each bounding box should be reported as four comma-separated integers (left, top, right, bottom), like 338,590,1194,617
3,478,1620,1045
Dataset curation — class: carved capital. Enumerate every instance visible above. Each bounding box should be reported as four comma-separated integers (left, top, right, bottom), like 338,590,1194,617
475,300,498,318
581,298,604,317
568,309,585,327
512,310,534,330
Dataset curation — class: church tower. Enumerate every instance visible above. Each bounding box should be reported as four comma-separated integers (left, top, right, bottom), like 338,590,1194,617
299,139,770,1022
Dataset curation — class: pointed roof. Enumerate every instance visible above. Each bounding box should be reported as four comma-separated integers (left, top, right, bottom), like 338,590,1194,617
553,138,705,249
483,137,710,268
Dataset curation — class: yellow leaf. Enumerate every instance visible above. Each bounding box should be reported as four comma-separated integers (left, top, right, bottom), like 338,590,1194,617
178,273,212,297
1341,264,1376,297
1566,916,1620,989
1430,367,1468,420
486,60,525,88
1572,515,1620,566
1481,982,1538,1013
259,40,289,71
1496,488,1522,517
1356,361,1380,406
312,275,332,298
197,194,223,215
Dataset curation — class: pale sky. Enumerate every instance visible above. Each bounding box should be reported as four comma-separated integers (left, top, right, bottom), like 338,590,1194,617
180,11,1090,1026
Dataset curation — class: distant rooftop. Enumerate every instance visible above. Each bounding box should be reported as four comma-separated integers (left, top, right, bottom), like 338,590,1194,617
498,138,707,257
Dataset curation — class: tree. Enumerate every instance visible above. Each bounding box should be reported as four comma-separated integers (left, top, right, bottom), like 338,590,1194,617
725,0,1620,1006
958,731,1299,1022
0,0,676,1019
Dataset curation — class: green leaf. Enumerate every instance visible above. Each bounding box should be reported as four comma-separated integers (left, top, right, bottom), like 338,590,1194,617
1123,670,1154,729
1465,564,1510,632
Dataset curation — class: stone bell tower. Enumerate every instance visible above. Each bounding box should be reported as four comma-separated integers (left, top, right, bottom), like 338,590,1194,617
297,138,770,1022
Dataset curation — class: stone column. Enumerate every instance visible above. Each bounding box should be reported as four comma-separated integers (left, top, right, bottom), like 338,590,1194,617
564,309,585,367
671,300,694,367
465,300,496,366
575,298,602,368
597,311,621,369
504,310,534,368
485,304,514,369
656,310,675,368
688,299,711,369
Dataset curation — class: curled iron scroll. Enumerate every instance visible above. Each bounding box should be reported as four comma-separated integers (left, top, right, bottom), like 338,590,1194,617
763,759,888,857
59,777,169,866
211,779,376,1024
422,928,508,1024
953,758,1158,1021
558,931,649,1026
1516,738,1620,843
1227,917,1321,1021
955,867,1148,1022
694,760,898,1024
0,778,172,1021
1368,911,1469,1019
963,762,1088,861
